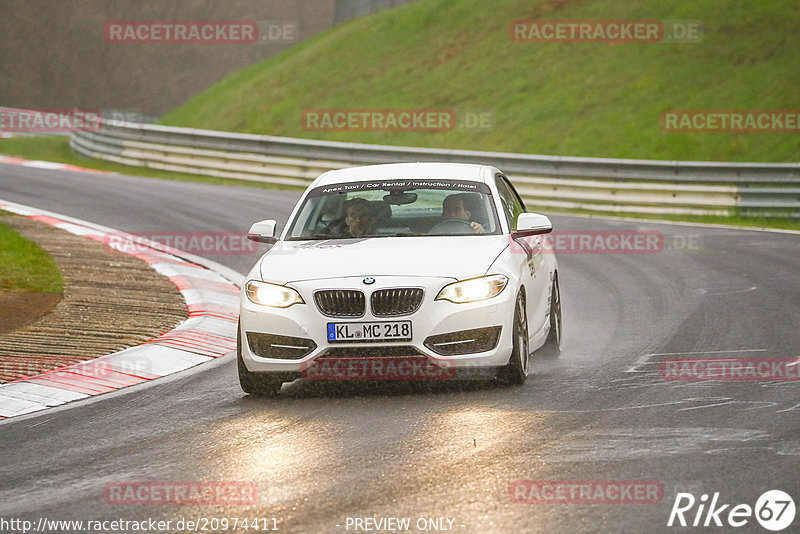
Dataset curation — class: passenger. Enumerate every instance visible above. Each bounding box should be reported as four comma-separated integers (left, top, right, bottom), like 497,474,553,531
442,194,485,234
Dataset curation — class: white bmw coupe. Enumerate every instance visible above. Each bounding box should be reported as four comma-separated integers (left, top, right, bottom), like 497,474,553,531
238,162,561,395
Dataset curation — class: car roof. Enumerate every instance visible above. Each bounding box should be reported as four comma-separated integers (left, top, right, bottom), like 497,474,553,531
311,162,498,187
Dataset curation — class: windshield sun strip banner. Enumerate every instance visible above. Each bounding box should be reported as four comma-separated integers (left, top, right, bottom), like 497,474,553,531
311,179,492,197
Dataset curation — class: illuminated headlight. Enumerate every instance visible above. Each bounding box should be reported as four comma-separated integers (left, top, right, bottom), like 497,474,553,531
245,280,304,308
435,275,508,304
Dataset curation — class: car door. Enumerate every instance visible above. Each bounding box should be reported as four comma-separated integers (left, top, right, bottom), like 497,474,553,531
495,175,549,340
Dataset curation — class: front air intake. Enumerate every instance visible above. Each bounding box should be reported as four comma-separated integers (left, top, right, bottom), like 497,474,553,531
247,332,317,359
424,326,502,356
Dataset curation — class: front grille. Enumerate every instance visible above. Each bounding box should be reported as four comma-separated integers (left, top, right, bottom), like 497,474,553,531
314,289,365,317
371,288,424,317
321,346,424,358
424,326,502,356
247,332,317,359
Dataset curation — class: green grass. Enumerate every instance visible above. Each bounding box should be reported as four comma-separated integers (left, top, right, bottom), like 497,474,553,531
0,136,304,192
160,0,799,163
0,213,64,293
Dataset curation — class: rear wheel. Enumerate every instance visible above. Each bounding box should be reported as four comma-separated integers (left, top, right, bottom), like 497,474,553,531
496,293,529,385
538,277,562,359
237,323,284,397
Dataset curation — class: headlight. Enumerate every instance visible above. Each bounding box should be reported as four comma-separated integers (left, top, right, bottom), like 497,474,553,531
435,275,508,304
245,280,304,308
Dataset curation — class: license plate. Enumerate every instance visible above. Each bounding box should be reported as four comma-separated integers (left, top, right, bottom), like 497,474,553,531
327,321,412,342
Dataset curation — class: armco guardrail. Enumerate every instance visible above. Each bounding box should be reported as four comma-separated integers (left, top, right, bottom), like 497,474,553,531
70,121,800,217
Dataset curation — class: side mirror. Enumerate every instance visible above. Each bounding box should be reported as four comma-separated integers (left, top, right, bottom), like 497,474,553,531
512,213,552,237
247,220,278,244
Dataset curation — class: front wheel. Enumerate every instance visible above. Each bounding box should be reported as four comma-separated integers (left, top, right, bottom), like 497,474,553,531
538,277,562,359
496,293,529,385
237,323,284,397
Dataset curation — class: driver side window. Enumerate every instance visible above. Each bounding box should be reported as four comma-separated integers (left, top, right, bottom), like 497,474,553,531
495,175,525,230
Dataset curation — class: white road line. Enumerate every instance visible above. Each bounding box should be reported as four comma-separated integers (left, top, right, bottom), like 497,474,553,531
626,348,768,373
647,349,768,356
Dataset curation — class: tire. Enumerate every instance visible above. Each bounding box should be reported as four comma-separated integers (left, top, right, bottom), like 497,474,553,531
496,292,530,385
237,323,284,397
538,277,562,359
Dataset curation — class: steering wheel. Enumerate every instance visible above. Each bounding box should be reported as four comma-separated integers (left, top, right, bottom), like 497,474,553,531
428,219,474,235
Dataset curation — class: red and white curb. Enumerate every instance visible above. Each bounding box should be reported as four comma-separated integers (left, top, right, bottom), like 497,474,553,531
0,199,244,420
0,154,115,175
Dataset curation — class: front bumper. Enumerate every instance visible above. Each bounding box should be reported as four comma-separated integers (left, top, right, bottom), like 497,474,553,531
239,275,516,375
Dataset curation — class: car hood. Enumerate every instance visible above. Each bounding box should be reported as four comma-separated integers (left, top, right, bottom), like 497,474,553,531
258,236,509,283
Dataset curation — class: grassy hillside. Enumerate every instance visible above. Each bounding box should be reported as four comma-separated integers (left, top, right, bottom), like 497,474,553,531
160,0,799,162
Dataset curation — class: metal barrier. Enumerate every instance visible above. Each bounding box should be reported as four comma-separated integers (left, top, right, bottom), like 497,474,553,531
70,121,800,217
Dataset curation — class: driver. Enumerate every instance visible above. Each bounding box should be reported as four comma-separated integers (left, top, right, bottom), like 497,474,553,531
442,194,485,234
341,197,375,237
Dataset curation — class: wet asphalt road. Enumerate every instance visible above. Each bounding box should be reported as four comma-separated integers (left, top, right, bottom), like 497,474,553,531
1,164,799,533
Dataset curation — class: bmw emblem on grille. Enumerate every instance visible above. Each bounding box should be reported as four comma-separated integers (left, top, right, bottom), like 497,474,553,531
363,277,375,285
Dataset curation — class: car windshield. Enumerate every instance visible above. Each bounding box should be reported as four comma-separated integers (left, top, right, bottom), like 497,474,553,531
285,179,501,240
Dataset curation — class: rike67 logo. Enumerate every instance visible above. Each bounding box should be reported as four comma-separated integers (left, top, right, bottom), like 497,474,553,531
668,490,795,531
